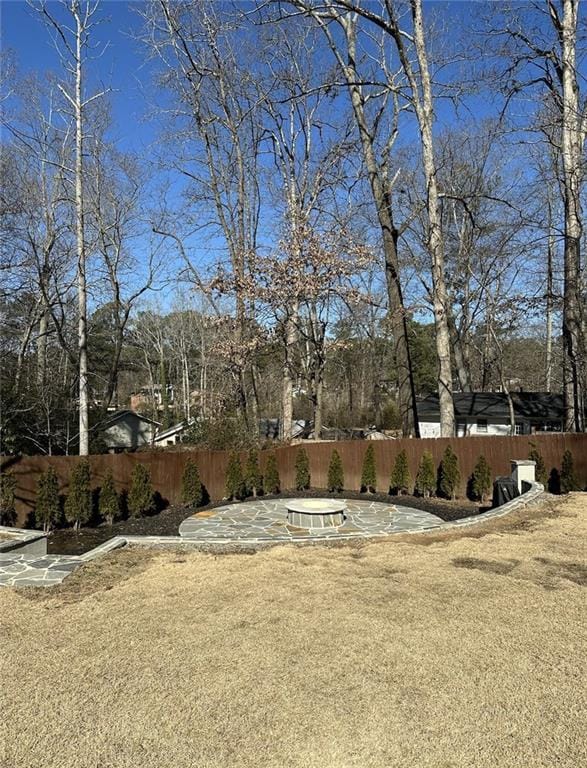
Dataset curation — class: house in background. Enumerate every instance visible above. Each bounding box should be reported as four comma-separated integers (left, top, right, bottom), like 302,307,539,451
99,410,160,452
130,384,174,413
417,392,565,438
153,418,197,447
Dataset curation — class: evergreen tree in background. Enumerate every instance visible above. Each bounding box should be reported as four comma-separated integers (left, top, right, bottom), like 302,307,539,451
415,452,436,498
225,452,244,501
471,455,492,502
35,466,60,532
327,449,344,492
127,463,155,517
181,458,203,507
560,450,579,493
65,459,92,530
360,444,377,493
390,449,411,495
263,452,280,495
244,448,262,497
294,447,311,491
99,469,120,525
528,442,548,485
439,446,460,500
0,472,17,526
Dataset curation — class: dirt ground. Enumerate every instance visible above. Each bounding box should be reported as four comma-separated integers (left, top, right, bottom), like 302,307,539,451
1,494,586,768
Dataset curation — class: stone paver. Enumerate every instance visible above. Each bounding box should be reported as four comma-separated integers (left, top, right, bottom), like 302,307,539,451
179,499,443,543
0,554,82,587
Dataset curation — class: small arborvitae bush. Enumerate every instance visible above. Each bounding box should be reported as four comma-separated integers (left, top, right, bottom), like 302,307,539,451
528,442,548,484
127,463,155,517
36,467,60,532
99,469,120,525
181,459,203,507
471,455,492,502
225,451,245,501
439,445,460,500
263,452,280,495
327,449,344,492
294,447,311,491
415,452,436,498
65,459,91,530
360,444,377,493
245,448,262,498
390,449,411,495
560,450,579,493
0,472,17,526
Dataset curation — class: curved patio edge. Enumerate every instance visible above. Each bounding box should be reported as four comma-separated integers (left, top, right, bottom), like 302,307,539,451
0,483,545,587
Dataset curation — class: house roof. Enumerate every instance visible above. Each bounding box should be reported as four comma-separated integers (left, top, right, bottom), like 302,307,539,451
154,418,196,441
99,410,161,430
417,392,565,421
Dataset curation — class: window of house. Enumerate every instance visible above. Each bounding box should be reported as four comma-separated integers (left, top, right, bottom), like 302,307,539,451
456,421,467,437
476,419,488,433
514,423,523,435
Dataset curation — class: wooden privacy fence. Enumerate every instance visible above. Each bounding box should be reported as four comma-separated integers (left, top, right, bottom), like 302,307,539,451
2,433,586,527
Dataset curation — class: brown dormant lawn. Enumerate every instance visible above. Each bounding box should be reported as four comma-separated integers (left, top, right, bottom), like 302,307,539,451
1,495,585,768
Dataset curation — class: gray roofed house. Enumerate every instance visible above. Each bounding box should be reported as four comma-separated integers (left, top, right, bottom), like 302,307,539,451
99,410,160,452
417,392,565,437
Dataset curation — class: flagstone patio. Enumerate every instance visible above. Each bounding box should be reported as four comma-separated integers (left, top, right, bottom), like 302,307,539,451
178,498,443,542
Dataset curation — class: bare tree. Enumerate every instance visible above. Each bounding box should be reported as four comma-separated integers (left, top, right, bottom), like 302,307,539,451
31,0,110,453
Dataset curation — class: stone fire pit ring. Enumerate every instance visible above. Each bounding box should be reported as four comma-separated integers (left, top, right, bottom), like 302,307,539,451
286,498,346,529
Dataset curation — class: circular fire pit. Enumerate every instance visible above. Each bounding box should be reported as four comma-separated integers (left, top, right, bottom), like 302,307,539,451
286,498,346,529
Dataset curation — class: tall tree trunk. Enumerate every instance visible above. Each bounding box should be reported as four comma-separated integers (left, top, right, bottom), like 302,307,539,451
410,0,455,436
36,309,48,388
560,0,585,431
281,307,298,441
545,226,554,393
74,4,89,455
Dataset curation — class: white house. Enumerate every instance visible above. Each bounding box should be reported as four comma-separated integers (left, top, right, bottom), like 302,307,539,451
417,392,565,438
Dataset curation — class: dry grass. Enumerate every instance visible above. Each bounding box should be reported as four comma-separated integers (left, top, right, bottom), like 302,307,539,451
1,495,586,768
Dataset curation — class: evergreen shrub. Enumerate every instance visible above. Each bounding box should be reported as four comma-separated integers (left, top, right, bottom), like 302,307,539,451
65,459,92,530
245,448,262,497
127,463,155,517
36,466,60,532
263,452,280,495
471,455,492,502
390,449,411,495
327,449,344,492
560,450,579,493
360,444,377,493
294,448,311,491
225,452,244,501
415,452,436,497
181,459,203,507
439,445,460,500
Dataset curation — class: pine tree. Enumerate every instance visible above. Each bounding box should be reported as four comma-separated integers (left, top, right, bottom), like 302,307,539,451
263,452,280,495
244,448,261,498
181,458,203,507
560,450,579,493
64,459,92,530
327,449,344,492
0,471,17,526
225,452,244,501
471,455,492,503
35,467,60,532
528,442,548,484
390,449,411,495
99,469,120,525
127,463,155,517
360,444,377,493
294,447,311,491
439,445,460,500
415,452,436,498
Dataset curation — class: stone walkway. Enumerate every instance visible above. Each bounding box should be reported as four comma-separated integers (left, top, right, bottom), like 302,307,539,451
0,553,82,587
179,499,443,542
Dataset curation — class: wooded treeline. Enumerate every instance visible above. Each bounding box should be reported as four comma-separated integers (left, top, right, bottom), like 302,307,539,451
1,0,585,455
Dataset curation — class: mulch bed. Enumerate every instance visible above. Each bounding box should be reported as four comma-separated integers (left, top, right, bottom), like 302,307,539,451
47,489,485,556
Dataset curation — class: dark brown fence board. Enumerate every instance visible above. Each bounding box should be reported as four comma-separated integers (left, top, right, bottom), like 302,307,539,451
2,433,586,527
